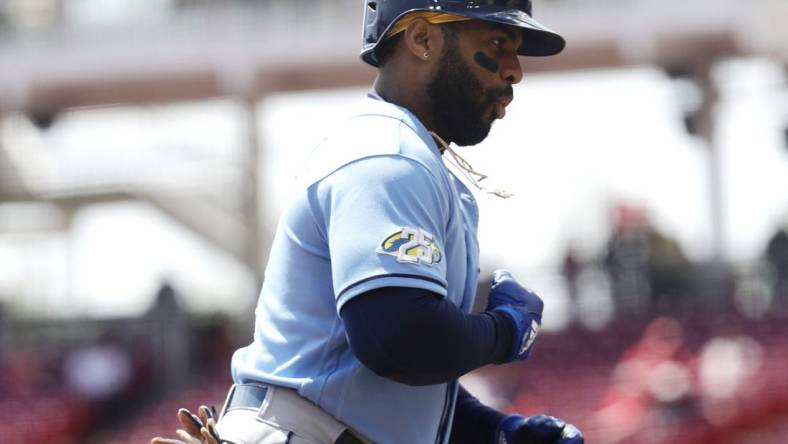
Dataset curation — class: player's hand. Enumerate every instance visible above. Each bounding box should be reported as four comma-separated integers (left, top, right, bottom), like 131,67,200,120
151,405,222,444
495,414,584,444
485,270,543,362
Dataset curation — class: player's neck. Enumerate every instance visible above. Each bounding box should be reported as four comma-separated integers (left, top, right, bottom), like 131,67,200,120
373,74,440,140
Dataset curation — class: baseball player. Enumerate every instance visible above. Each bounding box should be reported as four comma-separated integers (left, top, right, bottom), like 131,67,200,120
153,1,582,443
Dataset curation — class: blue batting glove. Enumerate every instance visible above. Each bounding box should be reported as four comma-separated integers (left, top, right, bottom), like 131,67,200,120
495,414,584,444
485,270,543,362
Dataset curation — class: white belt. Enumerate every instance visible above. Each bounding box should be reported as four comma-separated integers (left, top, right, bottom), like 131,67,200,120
219,384,371,444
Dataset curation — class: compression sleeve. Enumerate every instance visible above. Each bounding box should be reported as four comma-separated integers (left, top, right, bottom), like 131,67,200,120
339,286,514,386
449,385,506,444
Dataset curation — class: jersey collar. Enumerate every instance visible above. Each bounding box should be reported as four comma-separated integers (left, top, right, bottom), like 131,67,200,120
362,90,444,159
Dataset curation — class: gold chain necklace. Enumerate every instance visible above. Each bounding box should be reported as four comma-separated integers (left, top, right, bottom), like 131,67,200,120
430,131,513,199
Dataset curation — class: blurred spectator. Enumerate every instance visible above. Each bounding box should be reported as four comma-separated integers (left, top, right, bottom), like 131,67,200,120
562,246,581,306
765,227,788,310
146,281,189,388
62,330,138,434
591,317,696,443
0,302,7,346
604,204,690,315
697,333,764,425
62,334,133,401
648,229,690,313
604,204,653,314
191,314,234,374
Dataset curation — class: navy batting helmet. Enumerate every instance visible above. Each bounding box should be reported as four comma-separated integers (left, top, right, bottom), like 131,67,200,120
361,0,566,67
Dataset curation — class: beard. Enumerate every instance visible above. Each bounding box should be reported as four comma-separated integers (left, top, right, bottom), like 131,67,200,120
426,41,513,147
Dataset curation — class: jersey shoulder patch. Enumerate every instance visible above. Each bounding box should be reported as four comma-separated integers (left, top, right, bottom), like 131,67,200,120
377,227,442,266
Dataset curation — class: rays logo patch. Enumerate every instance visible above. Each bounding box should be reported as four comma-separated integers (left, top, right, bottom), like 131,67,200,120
377,227,442,265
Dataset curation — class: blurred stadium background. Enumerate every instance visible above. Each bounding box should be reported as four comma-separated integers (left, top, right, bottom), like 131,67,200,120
2,0,788,443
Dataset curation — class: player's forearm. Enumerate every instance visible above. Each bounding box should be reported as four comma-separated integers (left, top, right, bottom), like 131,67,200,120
340,286,513,385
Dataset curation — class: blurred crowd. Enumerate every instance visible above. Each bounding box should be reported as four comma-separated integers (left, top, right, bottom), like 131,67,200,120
482,311,788,444
563,203,788,321
0,284,234,444
589,316,774,444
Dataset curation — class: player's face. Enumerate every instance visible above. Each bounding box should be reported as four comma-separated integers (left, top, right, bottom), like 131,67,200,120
427,22,523,147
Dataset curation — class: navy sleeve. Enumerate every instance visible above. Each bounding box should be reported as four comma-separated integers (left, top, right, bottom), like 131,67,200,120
339,286,514,386
449,385,506,444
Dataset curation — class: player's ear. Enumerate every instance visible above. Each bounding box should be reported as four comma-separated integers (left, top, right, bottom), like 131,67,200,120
402,18,441,63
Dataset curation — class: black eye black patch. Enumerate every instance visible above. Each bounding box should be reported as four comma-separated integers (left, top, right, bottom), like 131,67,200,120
474,51,499,74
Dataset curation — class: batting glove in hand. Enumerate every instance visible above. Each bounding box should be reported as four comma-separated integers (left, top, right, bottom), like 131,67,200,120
151,405,222,444
495,414,584,444
485,270,543,362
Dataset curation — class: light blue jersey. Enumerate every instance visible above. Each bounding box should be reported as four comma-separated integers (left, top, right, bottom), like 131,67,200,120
231,93,481,444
